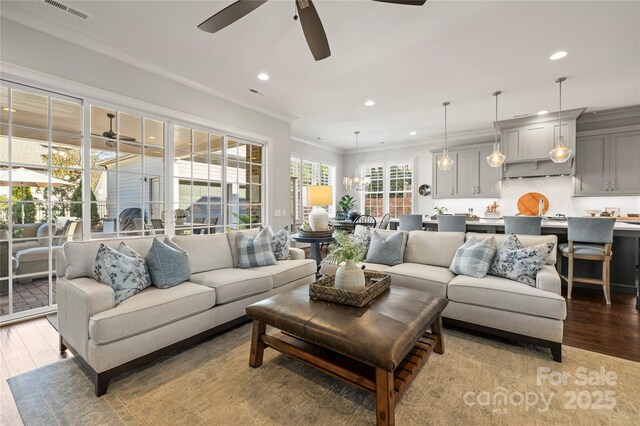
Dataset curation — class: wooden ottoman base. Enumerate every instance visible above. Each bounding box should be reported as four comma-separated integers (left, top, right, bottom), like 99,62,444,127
249,315,444,426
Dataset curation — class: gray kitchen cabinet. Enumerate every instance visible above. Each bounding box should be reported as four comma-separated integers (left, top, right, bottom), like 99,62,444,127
433,152,454,198
522,123,552,160
503,128,522,161
574,130,640,196
432,145,501,199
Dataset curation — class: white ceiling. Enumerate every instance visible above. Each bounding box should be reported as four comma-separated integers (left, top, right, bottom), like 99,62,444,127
2,0,639,152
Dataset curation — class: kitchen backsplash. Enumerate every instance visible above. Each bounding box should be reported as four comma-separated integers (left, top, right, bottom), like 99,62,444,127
430,176,640,217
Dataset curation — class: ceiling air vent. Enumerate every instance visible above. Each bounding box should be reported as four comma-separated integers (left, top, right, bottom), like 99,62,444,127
248,88,266,96
42,0,92,21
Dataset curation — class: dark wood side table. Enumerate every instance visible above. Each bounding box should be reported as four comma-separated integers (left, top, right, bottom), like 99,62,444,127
289,233,335,272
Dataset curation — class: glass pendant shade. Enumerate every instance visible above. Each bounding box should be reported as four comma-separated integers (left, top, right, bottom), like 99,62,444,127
486,143,505,167
437,149,454,171
486,91,505,167
549,77,572,164
437,102,454,171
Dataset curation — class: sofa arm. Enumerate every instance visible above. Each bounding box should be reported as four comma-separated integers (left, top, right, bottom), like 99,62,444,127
288,247,305,260
536,265,561,295
58,276,114,359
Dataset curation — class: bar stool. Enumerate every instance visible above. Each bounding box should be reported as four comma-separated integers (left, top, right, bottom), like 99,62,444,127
437,215,466,232
557,217,616,304
504,216,542,235
398,214,423,231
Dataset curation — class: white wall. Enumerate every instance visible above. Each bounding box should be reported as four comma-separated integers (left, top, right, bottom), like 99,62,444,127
0,19,293,229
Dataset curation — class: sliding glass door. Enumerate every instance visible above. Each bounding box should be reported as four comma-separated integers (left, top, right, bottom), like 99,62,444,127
1,81,83,320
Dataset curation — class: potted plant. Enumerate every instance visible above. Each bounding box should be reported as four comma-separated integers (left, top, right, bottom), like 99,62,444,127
432,206,447,220
337,195,356,220
326,231,365,291
175,209,187,225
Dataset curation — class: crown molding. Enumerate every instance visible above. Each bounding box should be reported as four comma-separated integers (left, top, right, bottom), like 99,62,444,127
291,136,345,154
0,12,297,124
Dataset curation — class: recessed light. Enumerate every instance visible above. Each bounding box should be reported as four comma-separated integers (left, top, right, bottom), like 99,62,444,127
549,51,567,60
409,131,417,136
2,107,16,112
364,100,375,107
537,110,549,116
257,73,270,81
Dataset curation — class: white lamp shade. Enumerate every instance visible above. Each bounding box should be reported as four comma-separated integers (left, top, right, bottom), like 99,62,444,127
306,185,333,206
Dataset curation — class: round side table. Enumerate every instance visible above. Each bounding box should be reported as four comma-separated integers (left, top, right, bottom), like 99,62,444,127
289,233,335,273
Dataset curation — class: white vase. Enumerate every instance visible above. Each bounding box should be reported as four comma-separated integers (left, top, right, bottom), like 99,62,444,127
335,260,365,291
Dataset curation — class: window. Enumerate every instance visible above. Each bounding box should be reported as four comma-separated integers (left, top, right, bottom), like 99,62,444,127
360,159,414,219
290,156,336,225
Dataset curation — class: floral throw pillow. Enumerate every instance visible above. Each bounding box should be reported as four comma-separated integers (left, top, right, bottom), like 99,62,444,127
351,225,372,257
268,226,290,261
489,233,554,287
93,243,152,304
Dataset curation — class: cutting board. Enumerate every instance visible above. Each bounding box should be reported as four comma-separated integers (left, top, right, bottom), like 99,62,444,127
517,192,549,216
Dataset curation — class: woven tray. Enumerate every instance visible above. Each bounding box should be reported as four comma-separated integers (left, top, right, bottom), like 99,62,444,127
298,229,334,238
309,272,391,307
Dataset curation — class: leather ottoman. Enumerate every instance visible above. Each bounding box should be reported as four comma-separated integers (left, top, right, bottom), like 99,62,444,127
246,285,448,426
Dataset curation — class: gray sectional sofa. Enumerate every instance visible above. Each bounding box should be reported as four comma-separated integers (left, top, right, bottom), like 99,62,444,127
57,230,316,396
321,228,566,362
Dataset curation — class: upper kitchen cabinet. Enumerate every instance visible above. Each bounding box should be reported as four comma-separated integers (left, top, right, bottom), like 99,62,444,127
498,108,585,179
431,144,500,199
574,130,640,196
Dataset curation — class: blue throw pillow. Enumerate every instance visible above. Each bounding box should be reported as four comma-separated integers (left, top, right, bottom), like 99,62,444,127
365,230,405,266
146,237,191,289
92,243,151,304
237,227,277,268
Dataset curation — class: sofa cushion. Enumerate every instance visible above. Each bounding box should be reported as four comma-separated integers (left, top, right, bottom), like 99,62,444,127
449,236,496,278
88,282,216,345
227,228,261,267
404,231,465,268
251,259,316,288
558,243,609,256
189,268,273,304
447,274,566,320
366,230,405,266
146,238,191,289
467,232,558,265
385,263,454,298
171,233,233,273
12,240,41,255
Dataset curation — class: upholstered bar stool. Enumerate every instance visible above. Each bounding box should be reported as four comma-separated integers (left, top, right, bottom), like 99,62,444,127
437,215,466,232
504,216,542,235
557,217,616,304
398,214,423,231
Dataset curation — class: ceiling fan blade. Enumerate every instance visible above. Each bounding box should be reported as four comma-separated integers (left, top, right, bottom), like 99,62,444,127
296,0,330,61
371,0,427,5
198,0,268,33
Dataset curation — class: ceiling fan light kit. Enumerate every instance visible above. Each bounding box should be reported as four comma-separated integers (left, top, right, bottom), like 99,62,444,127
197,0,427,61
549,77,573,164
437,101,454,171
486,90,505,168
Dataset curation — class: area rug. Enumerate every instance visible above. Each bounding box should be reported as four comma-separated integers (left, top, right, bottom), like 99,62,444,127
8,324,639,425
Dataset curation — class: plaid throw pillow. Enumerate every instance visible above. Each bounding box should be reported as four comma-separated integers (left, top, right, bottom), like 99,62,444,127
449,236,497,278
237,227,277,268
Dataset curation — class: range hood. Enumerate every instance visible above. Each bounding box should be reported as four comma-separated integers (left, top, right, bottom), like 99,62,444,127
496,108,585,179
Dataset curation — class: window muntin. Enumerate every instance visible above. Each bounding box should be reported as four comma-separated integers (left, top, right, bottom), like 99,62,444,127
360,160,414,219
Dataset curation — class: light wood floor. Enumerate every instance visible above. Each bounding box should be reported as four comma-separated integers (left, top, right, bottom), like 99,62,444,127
1,292,638,425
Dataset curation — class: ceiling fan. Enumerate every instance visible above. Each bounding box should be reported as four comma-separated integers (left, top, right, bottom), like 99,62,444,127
92,113,137,146
198,0,427,61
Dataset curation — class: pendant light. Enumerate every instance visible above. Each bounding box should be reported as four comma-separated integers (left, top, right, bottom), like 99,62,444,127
486,91,506,167
437,101,454,171
549,77,572,163
343,131,371,191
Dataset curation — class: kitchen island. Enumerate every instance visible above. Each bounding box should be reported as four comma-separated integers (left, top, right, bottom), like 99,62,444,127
389,217,640,307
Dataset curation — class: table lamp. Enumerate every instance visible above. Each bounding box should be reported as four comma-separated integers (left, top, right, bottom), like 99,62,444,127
306,185,333,231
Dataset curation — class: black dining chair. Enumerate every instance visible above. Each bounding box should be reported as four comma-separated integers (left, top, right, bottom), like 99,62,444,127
354,214,377,228
378,213,390,230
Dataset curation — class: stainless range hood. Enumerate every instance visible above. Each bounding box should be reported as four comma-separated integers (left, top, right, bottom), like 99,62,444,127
496,108,585,179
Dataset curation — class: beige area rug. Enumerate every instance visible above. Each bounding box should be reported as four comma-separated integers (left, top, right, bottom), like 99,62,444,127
8,324,640,425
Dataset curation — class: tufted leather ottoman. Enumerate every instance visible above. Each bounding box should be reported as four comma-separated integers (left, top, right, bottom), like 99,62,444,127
246,285,448,426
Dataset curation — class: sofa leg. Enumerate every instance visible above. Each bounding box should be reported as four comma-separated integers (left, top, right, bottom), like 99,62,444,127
95,372,111,397
59,335,67,353
550,342,562,363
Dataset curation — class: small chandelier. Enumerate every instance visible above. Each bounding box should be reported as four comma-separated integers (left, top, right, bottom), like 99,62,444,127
486,90,506,167
343,131,371,191
549,77,572,163
437,101,454,171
